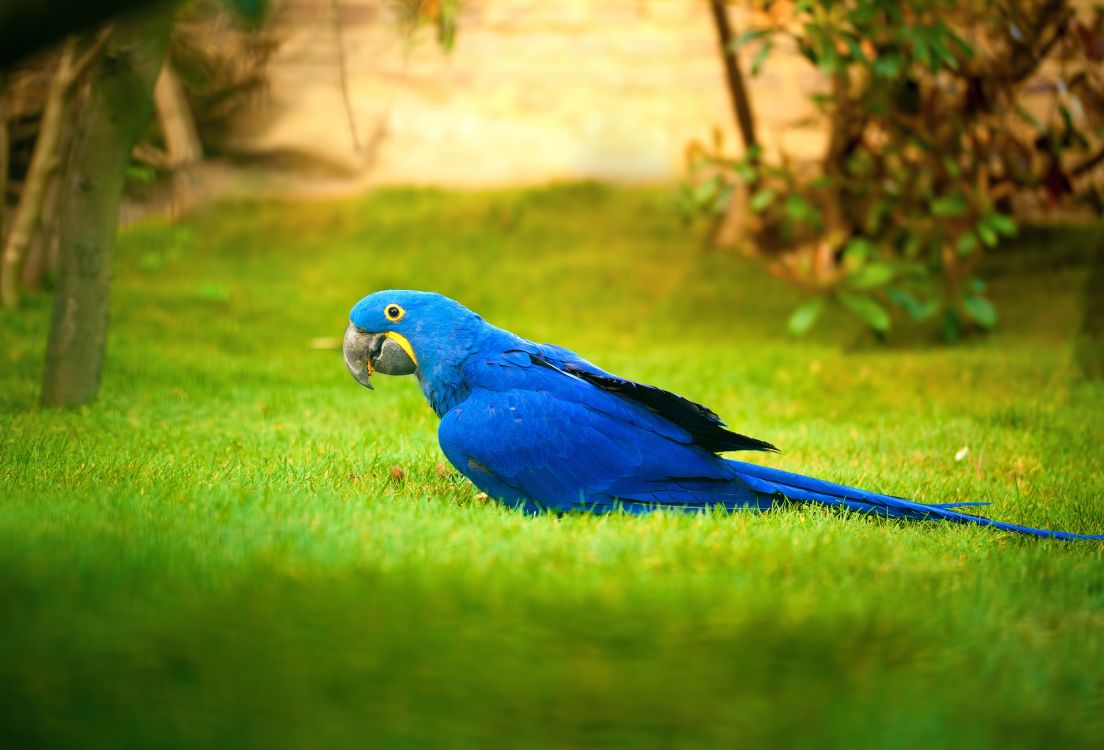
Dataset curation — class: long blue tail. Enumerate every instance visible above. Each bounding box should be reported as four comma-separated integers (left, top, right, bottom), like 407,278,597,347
727,459,1104,541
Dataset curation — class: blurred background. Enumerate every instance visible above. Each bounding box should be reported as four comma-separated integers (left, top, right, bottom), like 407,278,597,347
2,0,1102,407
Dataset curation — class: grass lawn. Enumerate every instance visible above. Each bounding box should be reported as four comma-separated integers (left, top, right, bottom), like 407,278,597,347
1,184,1102,749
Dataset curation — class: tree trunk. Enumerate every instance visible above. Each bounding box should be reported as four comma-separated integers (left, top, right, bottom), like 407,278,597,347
41,6,173,408
0,38,75,308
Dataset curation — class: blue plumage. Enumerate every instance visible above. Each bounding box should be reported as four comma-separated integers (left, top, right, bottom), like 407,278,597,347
346,290,1102,540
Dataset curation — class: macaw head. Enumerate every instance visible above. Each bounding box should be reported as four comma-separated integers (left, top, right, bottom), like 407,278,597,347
343,290,482,390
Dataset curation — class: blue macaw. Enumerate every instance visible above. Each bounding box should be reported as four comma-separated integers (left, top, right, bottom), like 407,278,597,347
343,290,1101,540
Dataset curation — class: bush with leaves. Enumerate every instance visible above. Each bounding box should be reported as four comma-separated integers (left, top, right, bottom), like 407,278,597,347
681,0,1104,340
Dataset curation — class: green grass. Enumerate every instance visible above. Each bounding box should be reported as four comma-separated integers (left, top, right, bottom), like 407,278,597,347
1,183,1102,749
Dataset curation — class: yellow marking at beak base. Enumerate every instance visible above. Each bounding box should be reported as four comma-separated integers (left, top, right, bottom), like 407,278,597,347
384,331,418,366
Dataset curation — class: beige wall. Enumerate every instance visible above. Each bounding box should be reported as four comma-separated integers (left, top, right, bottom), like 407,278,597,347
225,0,825,185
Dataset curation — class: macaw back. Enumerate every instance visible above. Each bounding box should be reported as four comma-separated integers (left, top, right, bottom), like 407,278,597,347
439,332,774,515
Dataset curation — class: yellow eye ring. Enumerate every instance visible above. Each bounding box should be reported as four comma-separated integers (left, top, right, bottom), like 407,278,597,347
384,304,405,322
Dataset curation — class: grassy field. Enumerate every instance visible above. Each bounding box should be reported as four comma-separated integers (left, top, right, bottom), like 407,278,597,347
1,184,1102,749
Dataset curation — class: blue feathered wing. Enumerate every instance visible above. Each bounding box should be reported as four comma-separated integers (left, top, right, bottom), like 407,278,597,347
437,346,1102,540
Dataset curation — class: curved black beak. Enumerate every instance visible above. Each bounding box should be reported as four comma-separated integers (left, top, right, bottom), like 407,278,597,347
343,323,418,390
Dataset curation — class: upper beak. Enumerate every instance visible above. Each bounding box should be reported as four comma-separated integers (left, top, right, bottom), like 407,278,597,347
343,322,418,390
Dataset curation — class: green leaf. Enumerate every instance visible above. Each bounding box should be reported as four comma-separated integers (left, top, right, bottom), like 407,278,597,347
437,15,458,52
886,286,915,311
711,183,734,214
912,33,931,70
848,262,895,289
956,231,978,256
750,189,776,213
962,294,998,329
751,41,774,76
843,237,875,267
846,151,872,175
673,185,696,218
912,298,941,321
873,53,902,78
844,36,867,64
1015,106,1042,130
865,200,892,234
931,192,969,217
887,291,940,320
692,177,720,208
729,29,767,52
839,292,891,333
223,0,269,26
987,213,1018,237
784,193,811,221
734,163,757,183
788,297,826,336
929,32,959,71
816,38,839,74
977,222,999,247
126,163,158,184
941,307,961,342
894,261,928,279
902,230,922,258
948,30,975,59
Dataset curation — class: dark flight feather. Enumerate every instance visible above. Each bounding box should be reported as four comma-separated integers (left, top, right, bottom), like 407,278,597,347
528,355,779,454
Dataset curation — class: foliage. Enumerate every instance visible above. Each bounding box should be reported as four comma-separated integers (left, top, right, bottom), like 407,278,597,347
2,187,1103,748
393,0,462,51
682,0,1104,340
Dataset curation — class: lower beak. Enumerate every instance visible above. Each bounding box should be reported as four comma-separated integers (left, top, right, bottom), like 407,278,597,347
343,323,418,390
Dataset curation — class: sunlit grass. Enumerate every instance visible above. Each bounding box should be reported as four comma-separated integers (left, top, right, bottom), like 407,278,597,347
1,184,1102,749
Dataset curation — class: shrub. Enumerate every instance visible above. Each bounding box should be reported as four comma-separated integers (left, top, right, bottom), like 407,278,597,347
682,0,1104,340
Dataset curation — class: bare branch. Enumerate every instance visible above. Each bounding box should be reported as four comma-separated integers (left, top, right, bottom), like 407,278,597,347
707,0,757,153
66,25,114,87
1073,147,1104,178
1,37,75,308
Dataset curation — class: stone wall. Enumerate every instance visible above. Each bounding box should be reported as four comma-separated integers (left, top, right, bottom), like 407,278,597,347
224,0,826,185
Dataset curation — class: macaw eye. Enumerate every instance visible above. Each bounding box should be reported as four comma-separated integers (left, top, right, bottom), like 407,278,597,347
385,304,405,322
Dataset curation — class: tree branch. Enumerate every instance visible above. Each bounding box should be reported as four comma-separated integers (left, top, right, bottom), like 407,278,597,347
1,37,75,308
66,25,114,86
707,0,758,153
1073,146,1104,178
